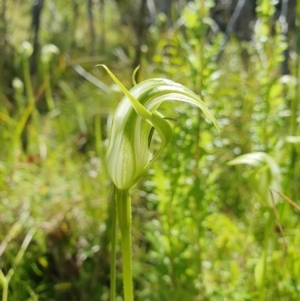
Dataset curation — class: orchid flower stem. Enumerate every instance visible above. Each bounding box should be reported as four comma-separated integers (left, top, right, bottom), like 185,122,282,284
110,186,117,301
23,55,35,106
116,188,134,301
42,62,55,111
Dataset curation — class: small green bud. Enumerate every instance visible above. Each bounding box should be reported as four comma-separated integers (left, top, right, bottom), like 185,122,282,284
20,41,33,58
12,78,24,93
41,44,60,64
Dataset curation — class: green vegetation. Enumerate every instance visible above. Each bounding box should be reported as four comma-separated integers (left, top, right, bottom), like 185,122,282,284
0,1,300,300
101,64,218,301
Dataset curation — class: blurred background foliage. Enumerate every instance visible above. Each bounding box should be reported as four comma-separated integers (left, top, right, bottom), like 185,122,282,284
0,0,300,300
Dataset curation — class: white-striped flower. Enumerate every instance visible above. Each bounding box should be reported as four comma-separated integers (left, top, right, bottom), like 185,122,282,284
100,65,219,190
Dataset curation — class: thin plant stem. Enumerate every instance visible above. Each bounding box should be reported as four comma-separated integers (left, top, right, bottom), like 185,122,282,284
271,189,300,212
0,227,36,301
259,207,273,301
95,114,103,160
116,188,133,301
0,100,35,188
0,270,8,301
110,185,117,301
269,190,287,253
23,55,35,106
42,62,55,111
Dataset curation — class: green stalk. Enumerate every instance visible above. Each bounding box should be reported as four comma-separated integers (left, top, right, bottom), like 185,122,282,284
42,62,55,111
0,100,35,188
258,208,273,301
95,114,103,159
110,186,117,301
0,228,36,301
23,55,35,106
116,188,133,301
0,270,8,301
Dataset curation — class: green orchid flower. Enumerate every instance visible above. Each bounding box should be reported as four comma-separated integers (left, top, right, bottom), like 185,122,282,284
100,65,219,190
98,65,219,301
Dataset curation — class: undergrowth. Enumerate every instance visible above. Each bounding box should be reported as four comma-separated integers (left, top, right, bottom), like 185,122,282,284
0,0,299,300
